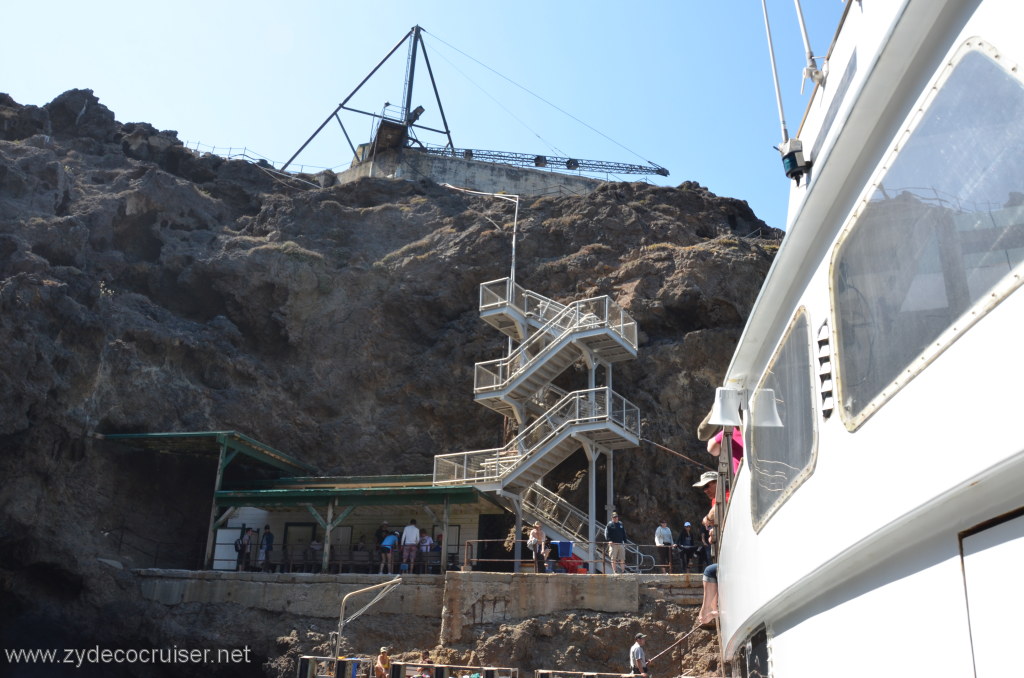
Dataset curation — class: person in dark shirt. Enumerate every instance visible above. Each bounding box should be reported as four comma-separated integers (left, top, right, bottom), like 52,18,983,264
604,512,627,574
676,521,699,572
259,525,274,572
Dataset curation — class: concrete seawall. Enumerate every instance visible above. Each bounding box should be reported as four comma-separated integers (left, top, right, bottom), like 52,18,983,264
137,570,703,643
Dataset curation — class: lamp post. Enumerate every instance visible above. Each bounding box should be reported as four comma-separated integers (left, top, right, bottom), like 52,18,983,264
440,184,520,286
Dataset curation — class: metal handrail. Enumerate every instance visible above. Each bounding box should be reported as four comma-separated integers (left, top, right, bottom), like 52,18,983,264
521,484,656,573
460,538,656,574
474,295,637,393
522,483,588,539
433,387,640,484
479,278,568,324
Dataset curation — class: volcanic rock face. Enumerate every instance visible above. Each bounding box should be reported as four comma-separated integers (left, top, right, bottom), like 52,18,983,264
0,89,781,675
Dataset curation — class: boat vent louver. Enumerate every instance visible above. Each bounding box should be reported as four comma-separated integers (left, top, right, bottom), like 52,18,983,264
817,321,834,420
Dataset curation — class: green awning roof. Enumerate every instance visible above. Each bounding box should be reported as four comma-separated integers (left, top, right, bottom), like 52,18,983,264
101,430,319,475
215,483,482,508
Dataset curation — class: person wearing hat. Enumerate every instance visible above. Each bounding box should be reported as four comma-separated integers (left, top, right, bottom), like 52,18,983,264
693,471,724,540
629,632,650,676
653,519,674,573
693,472,724,626
676,521,700,572
374,521,391,549
374,647,390,678
604,512,627,574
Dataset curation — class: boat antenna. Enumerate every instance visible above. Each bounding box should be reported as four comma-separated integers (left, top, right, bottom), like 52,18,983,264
760,0,811,182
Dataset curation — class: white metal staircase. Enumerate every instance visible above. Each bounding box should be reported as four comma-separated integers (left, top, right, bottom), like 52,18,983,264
474,286,638,419
434,277,645,571
519,484,655,572
434,386,639,492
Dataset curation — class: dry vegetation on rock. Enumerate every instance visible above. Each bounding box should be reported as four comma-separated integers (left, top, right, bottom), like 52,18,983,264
0,89,781,677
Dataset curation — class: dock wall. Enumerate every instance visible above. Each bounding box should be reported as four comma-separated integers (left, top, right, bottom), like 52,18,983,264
137,570,702,643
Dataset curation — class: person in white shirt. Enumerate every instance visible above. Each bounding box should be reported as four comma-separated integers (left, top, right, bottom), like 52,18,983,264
401,519,421,571
654,520,674,573
629,633,649,676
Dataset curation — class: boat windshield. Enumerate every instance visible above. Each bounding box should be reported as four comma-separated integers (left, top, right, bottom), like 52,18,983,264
748,308,818,530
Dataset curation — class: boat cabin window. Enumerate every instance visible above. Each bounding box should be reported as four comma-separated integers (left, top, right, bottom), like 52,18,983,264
733,626,771,678
749,309,817,531
831,45,1024,427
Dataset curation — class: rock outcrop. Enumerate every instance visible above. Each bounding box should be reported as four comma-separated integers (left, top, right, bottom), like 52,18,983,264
0,89,781,676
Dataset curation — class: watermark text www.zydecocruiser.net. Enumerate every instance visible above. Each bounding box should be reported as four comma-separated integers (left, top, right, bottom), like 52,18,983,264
3,646,253,669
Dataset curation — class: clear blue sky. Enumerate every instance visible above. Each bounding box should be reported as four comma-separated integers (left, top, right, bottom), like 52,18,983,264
2,1,845,230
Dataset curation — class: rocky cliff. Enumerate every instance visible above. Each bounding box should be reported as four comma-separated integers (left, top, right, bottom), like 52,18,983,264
0,89,781,676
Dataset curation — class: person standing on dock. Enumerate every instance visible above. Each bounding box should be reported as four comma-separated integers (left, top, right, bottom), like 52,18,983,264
237,527,254,572
401,519,421,571
676,522,699,572
258,525,274,572
654,519,674,573
605,512,627,574
528,521,546,573
379,531,398,574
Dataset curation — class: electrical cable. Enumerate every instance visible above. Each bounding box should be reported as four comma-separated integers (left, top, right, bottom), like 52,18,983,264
641,438,715,473
423,43,567,158
423,29,659,167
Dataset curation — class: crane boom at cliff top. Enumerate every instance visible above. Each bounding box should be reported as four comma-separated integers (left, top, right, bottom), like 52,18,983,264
282,25,668,179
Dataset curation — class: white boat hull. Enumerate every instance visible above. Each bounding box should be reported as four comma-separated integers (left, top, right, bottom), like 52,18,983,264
714,1,1024,674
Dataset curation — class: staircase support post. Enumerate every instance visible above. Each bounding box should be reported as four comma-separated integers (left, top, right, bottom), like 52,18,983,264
511,495,524,573
583,441,597,568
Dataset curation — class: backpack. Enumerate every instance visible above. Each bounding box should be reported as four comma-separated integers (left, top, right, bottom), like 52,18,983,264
234,538,243,553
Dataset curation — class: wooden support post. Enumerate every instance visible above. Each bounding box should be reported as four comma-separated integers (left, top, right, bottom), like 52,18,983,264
442,497,450,573
203,441,231,569
322,499,335,573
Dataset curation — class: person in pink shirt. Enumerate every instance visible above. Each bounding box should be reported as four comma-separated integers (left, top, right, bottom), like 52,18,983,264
707,427,743,476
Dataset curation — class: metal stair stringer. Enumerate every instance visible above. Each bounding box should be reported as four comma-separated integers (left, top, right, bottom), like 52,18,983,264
520,483,655,573
474,292,638,418
484,489,600,572
433,387,639,490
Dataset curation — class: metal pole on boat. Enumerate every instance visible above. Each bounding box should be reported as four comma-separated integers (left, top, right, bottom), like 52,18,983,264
761,0,790,143
714,428,731,560
792,0,824,92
